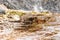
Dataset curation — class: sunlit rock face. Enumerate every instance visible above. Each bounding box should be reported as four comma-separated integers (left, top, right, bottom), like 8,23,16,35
0,0,60,12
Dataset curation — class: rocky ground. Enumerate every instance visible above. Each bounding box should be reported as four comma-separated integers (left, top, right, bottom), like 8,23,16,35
0,0,60,40
0,13,59,40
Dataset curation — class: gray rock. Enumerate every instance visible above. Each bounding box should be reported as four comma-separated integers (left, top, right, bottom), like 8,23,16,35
41,0,60,13
2,0,41,10
0,0,60,13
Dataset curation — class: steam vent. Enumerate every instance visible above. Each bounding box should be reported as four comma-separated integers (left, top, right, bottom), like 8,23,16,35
0,0,60,40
